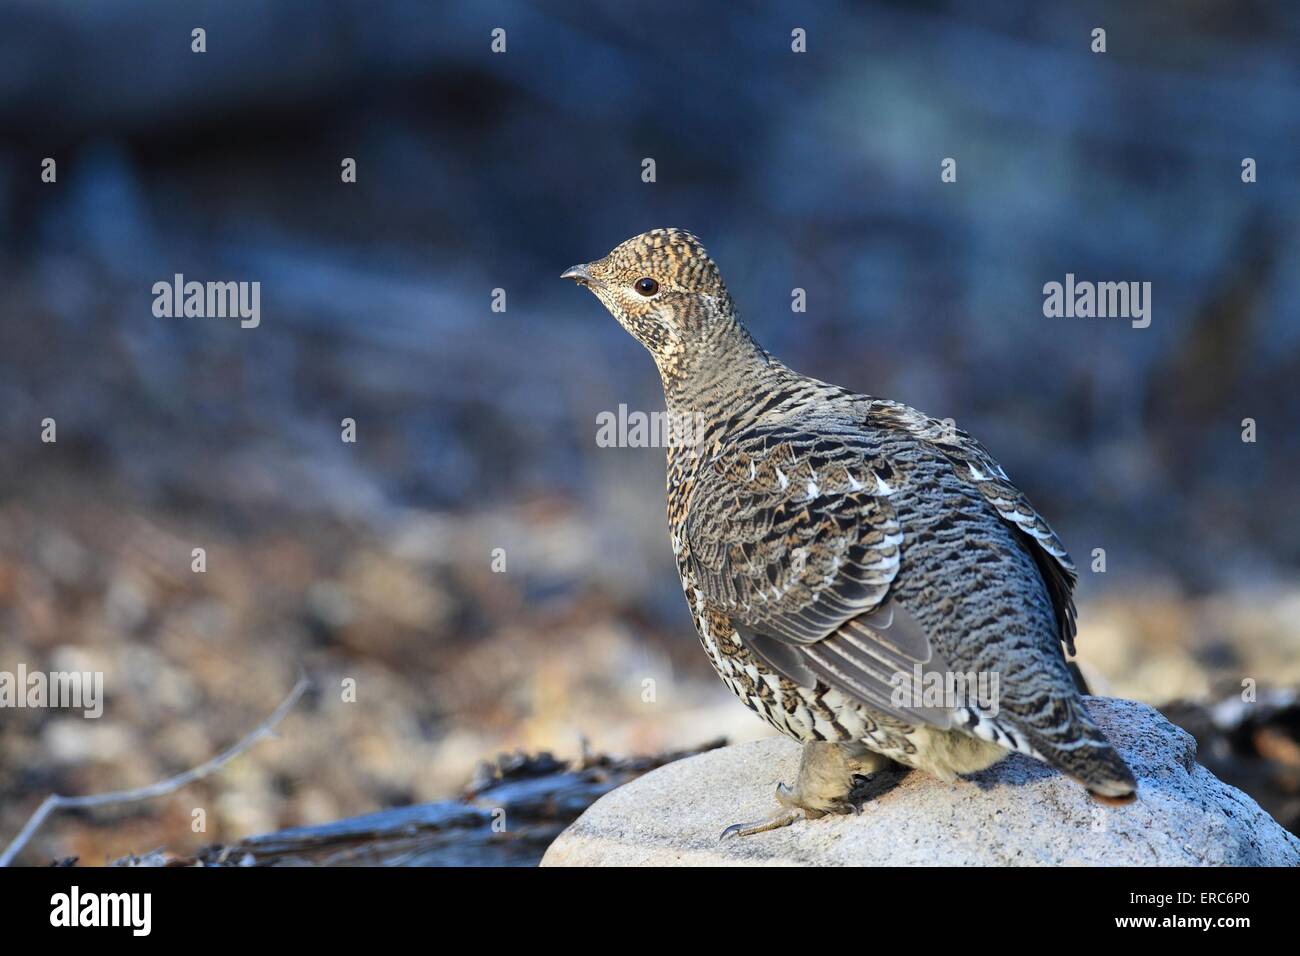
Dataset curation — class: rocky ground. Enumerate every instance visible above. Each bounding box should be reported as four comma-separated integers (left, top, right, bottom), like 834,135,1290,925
2,465,1297,865
542,699,1300,866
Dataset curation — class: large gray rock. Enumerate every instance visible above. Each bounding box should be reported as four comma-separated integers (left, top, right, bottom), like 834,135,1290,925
542,697,1300,866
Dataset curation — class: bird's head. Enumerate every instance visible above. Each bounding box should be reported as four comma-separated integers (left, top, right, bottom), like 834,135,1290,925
562,228,734,362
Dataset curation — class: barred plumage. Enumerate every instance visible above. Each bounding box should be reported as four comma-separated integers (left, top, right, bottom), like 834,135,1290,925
565,228,1136,833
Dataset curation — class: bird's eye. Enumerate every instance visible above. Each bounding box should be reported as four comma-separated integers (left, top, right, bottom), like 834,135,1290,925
634,277,659,297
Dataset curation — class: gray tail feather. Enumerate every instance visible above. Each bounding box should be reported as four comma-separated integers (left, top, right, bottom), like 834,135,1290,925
1023,702,1138,799
1081,749,1138,799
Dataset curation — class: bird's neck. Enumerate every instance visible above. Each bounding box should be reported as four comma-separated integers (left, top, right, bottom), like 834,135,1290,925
656,316,786,424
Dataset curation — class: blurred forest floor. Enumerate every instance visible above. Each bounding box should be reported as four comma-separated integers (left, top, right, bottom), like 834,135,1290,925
2,465,1298,865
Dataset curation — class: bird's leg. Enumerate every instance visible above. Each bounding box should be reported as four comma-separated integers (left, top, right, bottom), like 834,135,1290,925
721,741,901,839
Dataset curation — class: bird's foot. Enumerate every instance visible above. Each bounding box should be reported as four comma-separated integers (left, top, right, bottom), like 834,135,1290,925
720,741,879,839
719,805,804,839
719,780,860,838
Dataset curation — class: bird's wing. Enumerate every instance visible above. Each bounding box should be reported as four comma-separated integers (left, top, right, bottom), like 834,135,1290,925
866,399,1080,656
684,427,953,728
738,599,955,728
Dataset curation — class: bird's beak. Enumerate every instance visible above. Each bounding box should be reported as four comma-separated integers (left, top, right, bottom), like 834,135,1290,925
561,263,593,286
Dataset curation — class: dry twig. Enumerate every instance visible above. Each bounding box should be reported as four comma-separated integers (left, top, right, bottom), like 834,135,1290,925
0,675,310,867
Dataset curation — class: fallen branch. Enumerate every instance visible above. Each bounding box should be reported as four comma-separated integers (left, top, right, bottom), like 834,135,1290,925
115,738,728,867
0,675,310,867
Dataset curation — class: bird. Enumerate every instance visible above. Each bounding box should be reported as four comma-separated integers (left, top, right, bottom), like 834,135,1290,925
563,228,1137,837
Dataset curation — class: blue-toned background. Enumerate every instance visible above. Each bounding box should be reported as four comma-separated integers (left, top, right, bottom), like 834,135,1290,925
1,0,1297,863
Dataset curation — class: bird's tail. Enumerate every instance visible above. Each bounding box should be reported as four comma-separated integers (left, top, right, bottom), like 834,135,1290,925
1023,697,1138,802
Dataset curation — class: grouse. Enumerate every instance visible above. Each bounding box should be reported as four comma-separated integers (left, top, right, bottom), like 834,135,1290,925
563,228,1136,836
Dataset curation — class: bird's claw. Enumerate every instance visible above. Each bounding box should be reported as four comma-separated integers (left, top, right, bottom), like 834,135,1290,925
720,780,810,838
720,746,892,839
719,807,805,840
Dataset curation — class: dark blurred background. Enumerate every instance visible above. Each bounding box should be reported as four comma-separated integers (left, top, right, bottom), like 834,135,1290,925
1,0,1298,864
